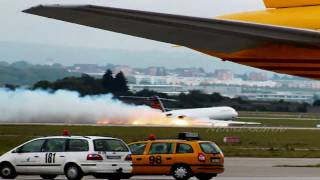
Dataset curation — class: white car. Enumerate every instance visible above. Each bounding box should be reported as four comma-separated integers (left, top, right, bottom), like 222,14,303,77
0,135,132,180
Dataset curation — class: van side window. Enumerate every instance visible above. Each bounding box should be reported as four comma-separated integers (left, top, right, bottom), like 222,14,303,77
18,139,46,153
149,143,174,154
176,143,194,153
44,139,67,152
68,139,89,152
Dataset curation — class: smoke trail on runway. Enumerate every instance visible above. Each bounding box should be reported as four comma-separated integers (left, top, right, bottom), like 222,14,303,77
0,88,169,125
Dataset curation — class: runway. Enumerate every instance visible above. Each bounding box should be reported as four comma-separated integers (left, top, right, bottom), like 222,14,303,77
1,122,320,130
3,158,320,180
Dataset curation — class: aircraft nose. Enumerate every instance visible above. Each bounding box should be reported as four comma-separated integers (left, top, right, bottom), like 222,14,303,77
232,109,239,118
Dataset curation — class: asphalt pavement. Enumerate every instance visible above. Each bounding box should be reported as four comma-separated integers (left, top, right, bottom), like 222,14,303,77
3,158,320,180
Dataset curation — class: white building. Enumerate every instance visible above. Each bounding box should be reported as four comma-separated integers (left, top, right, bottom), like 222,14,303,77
238,92,314,104
129,84,187,95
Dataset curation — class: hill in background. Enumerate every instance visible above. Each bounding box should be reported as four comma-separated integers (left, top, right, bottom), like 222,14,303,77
0,41,259,74
0,61,77,85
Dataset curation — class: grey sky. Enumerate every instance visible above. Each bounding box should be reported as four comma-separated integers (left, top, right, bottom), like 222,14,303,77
1,0,264,50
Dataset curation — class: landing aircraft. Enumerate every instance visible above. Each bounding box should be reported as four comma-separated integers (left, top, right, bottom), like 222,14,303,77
122,96,259,127
24,0,320,80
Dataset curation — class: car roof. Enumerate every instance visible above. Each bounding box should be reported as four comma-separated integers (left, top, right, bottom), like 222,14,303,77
130,139,212,144
33,136,118,140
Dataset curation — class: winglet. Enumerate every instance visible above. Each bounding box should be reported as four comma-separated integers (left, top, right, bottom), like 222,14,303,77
22,5,42,14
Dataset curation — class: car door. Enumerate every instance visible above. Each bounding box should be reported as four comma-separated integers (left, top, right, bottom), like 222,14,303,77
147,142,175,174
13,139,47,174
129,142,149,174
174,143,196,165
42,138,67,174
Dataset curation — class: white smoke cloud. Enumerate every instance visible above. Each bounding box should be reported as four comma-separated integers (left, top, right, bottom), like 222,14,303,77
0,88,166,125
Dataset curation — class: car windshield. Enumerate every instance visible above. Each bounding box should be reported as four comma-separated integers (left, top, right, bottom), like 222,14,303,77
94,139,129,152
200,142,222,154
129,143,147,155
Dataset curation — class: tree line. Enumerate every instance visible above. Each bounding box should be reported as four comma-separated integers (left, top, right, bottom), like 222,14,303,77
33,70,129,96
3,69,316,113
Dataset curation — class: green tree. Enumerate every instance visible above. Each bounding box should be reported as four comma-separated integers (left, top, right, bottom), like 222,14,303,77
33,80,52,90
102,69,114,93
4,84,18,90
313,100,320,107
113,71,129,94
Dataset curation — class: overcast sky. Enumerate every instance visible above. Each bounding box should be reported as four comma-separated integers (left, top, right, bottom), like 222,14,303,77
1,0,264,50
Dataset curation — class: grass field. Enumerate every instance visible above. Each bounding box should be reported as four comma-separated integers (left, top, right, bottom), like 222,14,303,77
238,118,320,127
1,124,320,158
238,111,320,128
239,111,320,118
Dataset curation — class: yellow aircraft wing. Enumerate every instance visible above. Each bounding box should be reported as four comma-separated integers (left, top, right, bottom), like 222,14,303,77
23,4,320,79
23,5,320,53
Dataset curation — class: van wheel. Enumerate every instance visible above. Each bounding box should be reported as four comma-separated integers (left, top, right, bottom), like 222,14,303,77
0,163,17,179
195,174,217,180
108,176,121,180
65,164,83,180
172,165,191,180
40,175,58,179
93,174,106,179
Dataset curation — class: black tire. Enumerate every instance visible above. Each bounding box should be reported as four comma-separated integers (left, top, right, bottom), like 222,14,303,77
108,176,121,180
93,174,107,179
94,173,128,180
40,175,58,179
64,164,83,180
171,165,191,180
0,163,17,179
195,174,217,180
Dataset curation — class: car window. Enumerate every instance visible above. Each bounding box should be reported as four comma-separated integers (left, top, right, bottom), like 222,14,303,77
149,143,174,154
68,139,89,152
94,139,129,152
200,142,221,154
18,139,45,153
44,139,66,152
129,143,147,155
176,143,194,154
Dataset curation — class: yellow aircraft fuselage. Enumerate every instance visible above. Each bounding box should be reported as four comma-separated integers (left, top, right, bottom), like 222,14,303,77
199,2,320,79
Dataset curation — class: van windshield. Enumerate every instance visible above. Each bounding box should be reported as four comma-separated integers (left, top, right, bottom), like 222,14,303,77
94,139,129,152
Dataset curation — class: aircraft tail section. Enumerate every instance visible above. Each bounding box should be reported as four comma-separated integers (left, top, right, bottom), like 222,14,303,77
264,0,320,8
150,96,166,112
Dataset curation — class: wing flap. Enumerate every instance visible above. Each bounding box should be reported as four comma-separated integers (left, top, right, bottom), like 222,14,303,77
23,5,320,53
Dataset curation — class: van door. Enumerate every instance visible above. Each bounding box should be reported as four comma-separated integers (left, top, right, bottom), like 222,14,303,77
42,138,67,174
92,139,131,167
13,139,47,174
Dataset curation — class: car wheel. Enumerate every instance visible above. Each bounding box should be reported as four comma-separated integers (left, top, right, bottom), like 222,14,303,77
65,164,83,180
195,174,217,180
172,165,191,180
40,175,58,179
0,163,17,179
